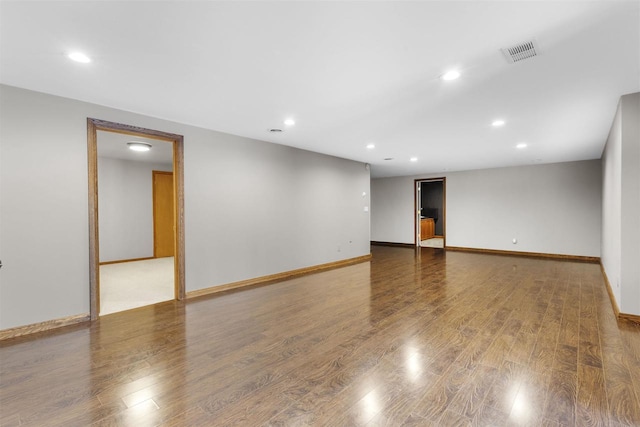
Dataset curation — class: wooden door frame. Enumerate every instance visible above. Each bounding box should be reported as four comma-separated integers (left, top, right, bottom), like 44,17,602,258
414,177,446,247
87,118,185,320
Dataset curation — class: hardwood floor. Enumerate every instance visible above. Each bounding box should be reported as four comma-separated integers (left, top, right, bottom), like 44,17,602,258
1,246,639,426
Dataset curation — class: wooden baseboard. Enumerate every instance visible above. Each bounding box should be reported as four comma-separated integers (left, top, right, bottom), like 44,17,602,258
445,246,600,263
0,314,90,341
619,312,640,324
600,263,640,325
187,254,372,300
600,263,621,317
99,256,155,266
370,241,415,249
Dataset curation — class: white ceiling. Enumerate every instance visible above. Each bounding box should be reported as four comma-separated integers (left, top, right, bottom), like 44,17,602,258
97,131,173,164
1,1,638,178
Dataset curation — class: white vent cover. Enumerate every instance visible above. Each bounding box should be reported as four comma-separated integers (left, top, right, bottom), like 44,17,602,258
502,40,540,63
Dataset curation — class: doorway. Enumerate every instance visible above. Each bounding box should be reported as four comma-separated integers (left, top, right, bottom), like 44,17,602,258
415,178,445,248
87,118,185,320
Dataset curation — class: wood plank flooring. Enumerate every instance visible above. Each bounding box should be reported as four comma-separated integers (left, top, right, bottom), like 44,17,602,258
1,246,639,426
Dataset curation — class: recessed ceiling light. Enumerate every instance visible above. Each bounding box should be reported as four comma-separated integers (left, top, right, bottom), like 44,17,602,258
516,143,528,149
366,143,375,150
127,142,152,152
492,120,505,127
410,157,418,162
284,118,295,126
68,52,91,63
441,70,461,81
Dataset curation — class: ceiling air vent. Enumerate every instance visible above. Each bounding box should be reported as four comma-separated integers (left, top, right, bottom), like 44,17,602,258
502,39,539,64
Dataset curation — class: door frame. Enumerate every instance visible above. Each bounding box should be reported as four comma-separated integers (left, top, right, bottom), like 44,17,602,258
87,118,185,320
414,177,446,247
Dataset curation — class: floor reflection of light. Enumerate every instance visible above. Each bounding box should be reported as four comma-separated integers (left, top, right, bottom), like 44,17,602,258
509,384,531,424
404,345,422,381
361,389,380,420
122,385,157,408
127,398,159,422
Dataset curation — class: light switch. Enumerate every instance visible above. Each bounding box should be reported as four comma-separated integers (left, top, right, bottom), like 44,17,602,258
364,206,369,212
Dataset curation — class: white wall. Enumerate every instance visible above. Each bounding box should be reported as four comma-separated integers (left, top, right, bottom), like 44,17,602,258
601,102,623,305
97,157,172,262
620,94,640,315
370,176,415,244
0,85,370,329
372,160,602,257
185,131,371,287
602,92,640,315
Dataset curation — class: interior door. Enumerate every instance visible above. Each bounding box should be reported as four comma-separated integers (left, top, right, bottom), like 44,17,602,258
416,181,422,246
153,171,174,257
